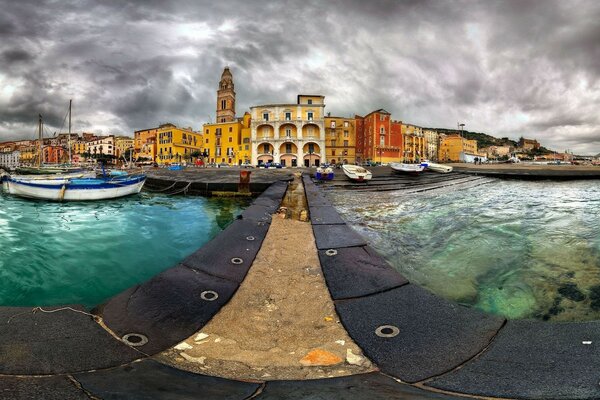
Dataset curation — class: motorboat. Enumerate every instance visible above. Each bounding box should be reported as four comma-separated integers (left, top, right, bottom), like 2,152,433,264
5,174,146,201
315,166,334,180
390,163,425,174
342,164,372,182
426,162,453,173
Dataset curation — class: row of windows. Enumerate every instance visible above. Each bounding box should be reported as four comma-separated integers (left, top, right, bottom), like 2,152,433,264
329,121,351,128
330,140,350,147
262,111,315,121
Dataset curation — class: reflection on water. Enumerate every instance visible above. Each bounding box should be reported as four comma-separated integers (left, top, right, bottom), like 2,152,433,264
0,192,250,307
326,181,600,321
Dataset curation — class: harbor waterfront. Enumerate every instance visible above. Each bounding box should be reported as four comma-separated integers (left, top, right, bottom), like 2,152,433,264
0,190,250,307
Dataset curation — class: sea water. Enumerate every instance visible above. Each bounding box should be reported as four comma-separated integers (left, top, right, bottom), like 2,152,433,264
0,192,249,307
326,180,600,321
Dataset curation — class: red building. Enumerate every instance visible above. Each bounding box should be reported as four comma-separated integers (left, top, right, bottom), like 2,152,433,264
355,109,403,164
43,145,65,163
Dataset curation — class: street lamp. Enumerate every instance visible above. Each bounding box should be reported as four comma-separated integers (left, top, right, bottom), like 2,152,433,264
458,122,465,137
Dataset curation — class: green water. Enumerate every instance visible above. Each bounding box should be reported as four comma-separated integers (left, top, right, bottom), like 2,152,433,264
326,181,600,321
0,192,249,307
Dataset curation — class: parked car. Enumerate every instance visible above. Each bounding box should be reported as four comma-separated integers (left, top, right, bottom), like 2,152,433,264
269,162,283,169
206,162,217,168
217,162,230,168
241,162,254,168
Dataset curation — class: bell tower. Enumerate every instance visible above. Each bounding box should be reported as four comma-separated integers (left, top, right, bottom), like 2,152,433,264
216,66,236,123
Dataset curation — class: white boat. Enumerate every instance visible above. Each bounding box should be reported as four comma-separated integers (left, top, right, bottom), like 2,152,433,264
5,174,146,201
426,162,453,173
342,164,372,182
390,163,425,174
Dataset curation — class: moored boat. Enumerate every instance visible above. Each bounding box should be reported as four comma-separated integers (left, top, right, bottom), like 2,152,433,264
5,174,146,201
315,167,334,180
427,162,453,173
342,164,372,182
390,163,425,174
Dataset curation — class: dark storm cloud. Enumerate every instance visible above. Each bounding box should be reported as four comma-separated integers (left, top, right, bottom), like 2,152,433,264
0,0,598,153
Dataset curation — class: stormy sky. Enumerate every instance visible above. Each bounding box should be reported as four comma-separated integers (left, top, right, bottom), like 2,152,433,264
0,0,599,154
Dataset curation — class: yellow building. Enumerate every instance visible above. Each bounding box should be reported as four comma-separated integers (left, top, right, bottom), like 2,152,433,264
402,123,427,162
71,140,87,156
324,116,356,164
115,136,134,159
19,145,38,164
250,94,326,167
203,112,252,165
438,135,479,162
156,123,203,165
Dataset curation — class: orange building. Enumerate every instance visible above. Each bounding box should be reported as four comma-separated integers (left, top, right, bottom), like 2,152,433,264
355,109,403,164
42,145,65,164
134,128,158,153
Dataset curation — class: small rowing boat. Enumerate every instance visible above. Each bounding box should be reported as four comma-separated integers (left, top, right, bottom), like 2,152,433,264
342,164,372,182
5,174,146,201
390,163,425,174
315,167,334,180
426,162,453,173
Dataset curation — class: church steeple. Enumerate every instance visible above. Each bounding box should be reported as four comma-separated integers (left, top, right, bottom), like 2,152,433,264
217,66,236,123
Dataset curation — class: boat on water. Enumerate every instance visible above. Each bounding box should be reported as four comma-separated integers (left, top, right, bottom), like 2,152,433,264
390,163,425,174
315,166,334,180
4,174,146,201
342,164,372,182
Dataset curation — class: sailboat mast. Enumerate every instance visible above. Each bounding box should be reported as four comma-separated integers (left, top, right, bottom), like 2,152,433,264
38,114,43,167
68,99,72,164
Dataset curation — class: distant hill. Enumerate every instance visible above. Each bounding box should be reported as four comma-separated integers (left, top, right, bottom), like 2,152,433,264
427,128,518,149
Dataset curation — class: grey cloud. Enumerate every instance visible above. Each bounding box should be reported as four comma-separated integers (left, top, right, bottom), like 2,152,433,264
0,0,598,153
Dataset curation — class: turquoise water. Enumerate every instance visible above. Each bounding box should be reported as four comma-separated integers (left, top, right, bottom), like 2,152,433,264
326,181,600,321
0,192,249,307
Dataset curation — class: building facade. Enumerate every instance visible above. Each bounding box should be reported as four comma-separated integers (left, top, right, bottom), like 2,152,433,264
438,135,479,162
115,136,134,159
42,145,65,164
203,68,251,165
156,123,202,165
355,110,403,164
0,150,20,170
250,95,326,167
324,116,356,165
86,136,115,159
402,123,427,162
424,129,439,161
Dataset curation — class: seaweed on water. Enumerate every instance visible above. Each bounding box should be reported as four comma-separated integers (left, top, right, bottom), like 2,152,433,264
557,283,586,302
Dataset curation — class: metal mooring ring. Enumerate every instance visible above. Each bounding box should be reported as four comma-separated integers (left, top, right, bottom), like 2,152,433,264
325,249,338,256
200,290,219,301
246,236,255,241
375,325,400,338
231,257,244,265
122,333,149,347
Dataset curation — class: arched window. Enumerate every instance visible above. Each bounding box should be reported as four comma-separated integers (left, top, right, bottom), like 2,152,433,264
221,99,227,110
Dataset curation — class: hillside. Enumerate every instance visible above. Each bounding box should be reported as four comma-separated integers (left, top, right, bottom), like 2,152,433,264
428,128,518,149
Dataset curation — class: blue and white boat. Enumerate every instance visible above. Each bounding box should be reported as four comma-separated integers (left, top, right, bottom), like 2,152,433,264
315,166,334,180
4,174,146,201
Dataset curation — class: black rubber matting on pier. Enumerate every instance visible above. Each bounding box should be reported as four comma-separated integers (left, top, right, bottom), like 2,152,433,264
0,306,140,375
427,319,600,399
0,376,88,400
334,284,505,383
318,246,408,299
98,265,239,355
75,359,260,400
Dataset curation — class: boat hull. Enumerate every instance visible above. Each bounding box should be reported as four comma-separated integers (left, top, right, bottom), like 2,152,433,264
342,165,372,182
6,176,146,201
390,163,425,174
427,163,453,173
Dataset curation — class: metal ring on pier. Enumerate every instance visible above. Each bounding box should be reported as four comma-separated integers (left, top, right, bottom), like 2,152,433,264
200,290,219,301
122,333,149,347
375,325,400,338
325,249,338,256
231,257,244,265
246,236,255,241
